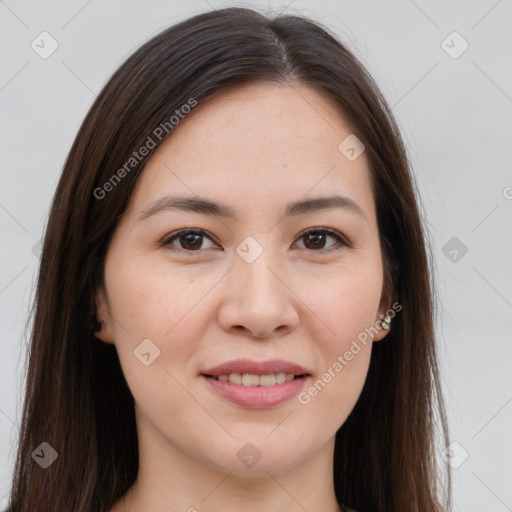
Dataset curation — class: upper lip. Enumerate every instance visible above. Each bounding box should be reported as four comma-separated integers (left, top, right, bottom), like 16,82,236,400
201,359,311,376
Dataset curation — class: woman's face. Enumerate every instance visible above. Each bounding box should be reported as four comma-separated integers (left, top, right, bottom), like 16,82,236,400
95,82,391,476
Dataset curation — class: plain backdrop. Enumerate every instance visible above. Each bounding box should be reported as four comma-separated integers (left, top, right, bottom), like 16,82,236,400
1,1,511,510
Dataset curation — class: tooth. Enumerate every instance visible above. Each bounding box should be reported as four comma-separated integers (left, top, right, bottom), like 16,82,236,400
259,374,277,386
229,373,242,384
242,374,260,386
218,373,298,385
275,372,286,384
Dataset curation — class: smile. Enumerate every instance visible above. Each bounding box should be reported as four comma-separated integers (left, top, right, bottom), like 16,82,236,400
201,373,310,408
207,372,299,386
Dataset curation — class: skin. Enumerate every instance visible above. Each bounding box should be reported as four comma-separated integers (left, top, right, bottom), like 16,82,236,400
96,81,392,512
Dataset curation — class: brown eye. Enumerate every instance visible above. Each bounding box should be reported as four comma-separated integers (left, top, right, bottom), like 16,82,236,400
303,232,327,250
295,228,349,252
179,233,203,250
161,229,216,251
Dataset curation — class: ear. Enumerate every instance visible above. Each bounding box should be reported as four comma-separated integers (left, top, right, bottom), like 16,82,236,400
372,303,393,342
93,287,115,345
372,279,397,343
373,252,400,342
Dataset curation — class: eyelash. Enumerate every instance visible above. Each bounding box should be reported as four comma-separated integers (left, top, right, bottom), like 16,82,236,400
159,227,351,253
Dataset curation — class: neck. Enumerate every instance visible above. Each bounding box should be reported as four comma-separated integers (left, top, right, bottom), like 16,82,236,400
112,415,342,512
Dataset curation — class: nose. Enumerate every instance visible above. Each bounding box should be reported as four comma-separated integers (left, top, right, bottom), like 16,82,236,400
217,249,300,339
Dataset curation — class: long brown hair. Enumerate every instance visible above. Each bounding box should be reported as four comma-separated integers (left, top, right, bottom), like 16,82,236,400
5,7,451,511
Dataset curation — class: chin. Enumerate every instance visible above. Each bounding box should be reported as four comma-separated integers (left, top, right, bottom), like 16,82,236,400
200,437,310,477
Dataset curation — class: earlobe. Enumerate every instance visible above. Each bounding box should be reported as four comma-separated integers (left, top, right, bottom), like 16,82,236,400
92,321,114,344
93,288,115,344
374,256,399,343
373,272,398,342
373,313,392,342
372,288,396,343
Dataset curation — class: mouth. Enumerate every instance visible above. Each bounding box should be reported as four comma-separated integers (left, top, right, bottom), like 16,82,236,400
200,359,312,408
202,372,309,386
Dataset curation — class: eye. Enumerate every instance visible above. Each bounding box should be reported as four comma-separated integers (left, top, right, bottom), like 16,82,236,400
160,229,217,251
160,227,351,253
294,228,350,252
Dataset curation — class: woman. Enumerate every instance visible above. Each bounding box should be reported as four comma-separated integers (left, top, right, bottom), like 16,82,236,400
5,7,451,512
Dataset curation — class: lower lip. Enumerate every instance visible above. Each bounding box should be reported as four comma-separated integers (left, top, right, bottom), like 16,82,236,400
201,375,310,409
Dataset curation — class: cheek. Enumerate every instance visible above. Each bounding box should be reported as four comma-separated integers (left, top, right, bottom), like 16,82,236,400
294,264,380,411
298,262,382,347
104,259,214,427
105,255,217,342
297,314,373,436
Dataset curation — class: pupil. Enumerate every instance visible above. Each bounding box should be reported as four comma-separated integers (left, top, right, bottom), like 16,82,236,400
306,233,325,249
183,234,201,249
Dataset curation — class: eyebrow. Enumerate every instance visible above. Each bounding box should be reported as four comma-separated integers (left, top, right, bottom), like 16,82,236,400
137,194,367,222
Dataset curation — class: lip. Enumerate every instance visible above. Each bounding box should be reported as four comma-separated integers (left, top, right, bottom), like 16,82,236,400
201,374,310,408
201,358,311,376
200,359,312,409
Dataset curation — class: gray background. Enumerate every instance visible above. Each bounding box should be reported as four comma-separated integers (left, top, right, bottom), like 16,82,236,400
1,0,511,510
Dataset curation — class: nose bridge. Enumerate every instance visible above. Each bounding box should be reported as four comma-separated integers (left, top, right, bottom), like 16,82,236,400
234,238,286,307
217,234,299,338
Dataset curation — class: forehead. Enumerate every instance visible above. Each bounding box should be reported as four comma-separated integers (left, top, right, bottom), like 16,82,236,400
125,82,375,223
